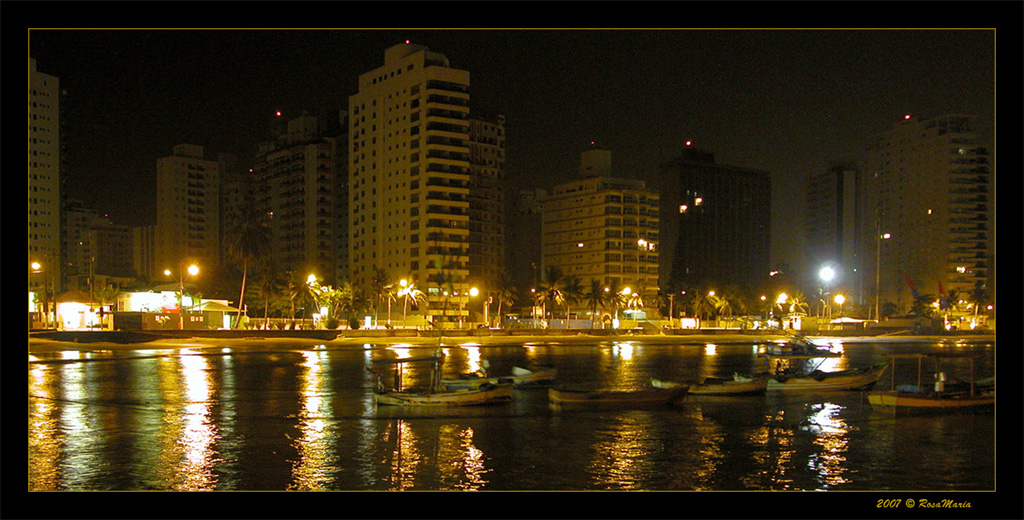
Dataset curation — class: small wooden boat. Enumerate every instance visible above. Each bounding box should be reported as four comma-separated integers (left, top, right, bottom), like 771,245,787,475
375,380,515,406
548,385,689,411
371,355,514,407
766,363,889,392
868,354,994,415
652,374,768,396
442,366,557,389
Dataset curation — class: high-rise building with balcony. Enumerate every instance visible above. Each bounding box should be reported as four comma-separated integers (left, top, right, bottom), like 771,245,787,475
29,58,62,292
804,163,864,306
861,114,993,312
348,42,475,323
64,200,136,291
541,149,661,306
155,144,221,276
658,145,771,294
252,112,341,283
467,114,507,297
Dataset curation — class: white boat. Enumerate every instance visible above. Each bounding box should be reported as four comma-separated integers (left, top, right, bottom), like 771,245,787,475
443,366,557,389
371,355,514,407
653,374,768,396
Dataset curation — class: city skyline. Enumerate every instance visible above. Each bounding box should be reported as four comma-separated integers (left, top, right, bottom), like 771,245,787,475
26,25,998,271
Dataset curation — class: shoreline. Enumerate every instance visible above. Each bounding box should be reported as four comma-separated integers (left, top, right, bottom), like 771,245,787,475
27,328,996,353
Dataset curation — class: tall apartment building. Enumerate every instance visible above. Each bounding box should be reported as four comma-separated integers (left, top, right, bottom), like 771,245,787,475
155,144,221,277
64,200,135,292
861,114,993,311
133,225,156,285
541,149,661,305
508,188,545,298
804,163,863,304
252,112,341,283
348,42,474,323
467,115,507,295
659,145,771,293
29,58,62,292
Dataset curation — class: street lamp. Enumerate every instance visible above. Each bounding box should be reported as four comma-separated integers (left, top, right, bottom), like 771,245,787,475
469,287,479,327
30,261,48,328
166,264,199,330
819,266,835,321
834,294,846,330
874,232,891,321
398,279,409,329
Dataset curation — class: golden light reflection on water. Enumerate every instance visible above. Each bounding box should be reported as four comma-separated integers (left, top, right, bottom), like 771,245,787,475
743,409,796,489
383,420,422,490
805,402,853,488
379,420,492,490
289,350,338,490
58,356,103,488
157,353,220,490
436,424,489,490
461,345,483,375
587,415,657,490
28,363,62,490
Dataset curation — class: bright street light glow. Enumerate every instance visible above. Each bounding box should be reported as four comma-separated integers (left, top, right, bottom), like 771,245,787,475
819,266,835,282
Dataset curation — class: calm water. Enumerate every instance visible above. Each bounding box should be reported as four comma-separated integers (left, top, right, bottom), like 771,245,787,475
27,337,999,496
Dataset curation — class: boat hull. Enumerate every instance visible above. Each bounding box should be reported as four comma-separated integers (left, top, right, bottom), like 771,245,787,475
867,390,994,415
548,387,688,410
443,367,557,389
691,376,769,396
767,363,888,392
375,382,514,407
652,376,767,396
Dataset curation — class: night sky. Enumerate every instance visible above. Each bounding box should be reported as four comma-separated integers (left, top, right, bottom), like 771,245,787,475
21,10,1009,272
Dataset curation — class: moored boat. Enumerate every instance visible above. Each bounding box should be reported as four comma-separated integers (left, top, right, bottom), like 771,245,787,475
766,362,889,392
375,380,515,406
371,355,515,407
442,366,557,389
652,374,768,396
867,354,994,415
548,385,689,411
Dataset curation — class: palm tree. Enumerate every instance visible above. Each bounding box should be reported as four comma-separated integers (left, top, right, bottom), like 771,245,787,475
602,278,628,321
909,293,939,319
687,288,716,321
537,265,566,325
254,261,285,329
284,270,311,325
968,282,989,318
225,204,271,328
369,267,391,327
584,279,605,328
786,291,810,315
399,281,427,327
492,273,517,328
560,275,584,325
93,283,121,329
